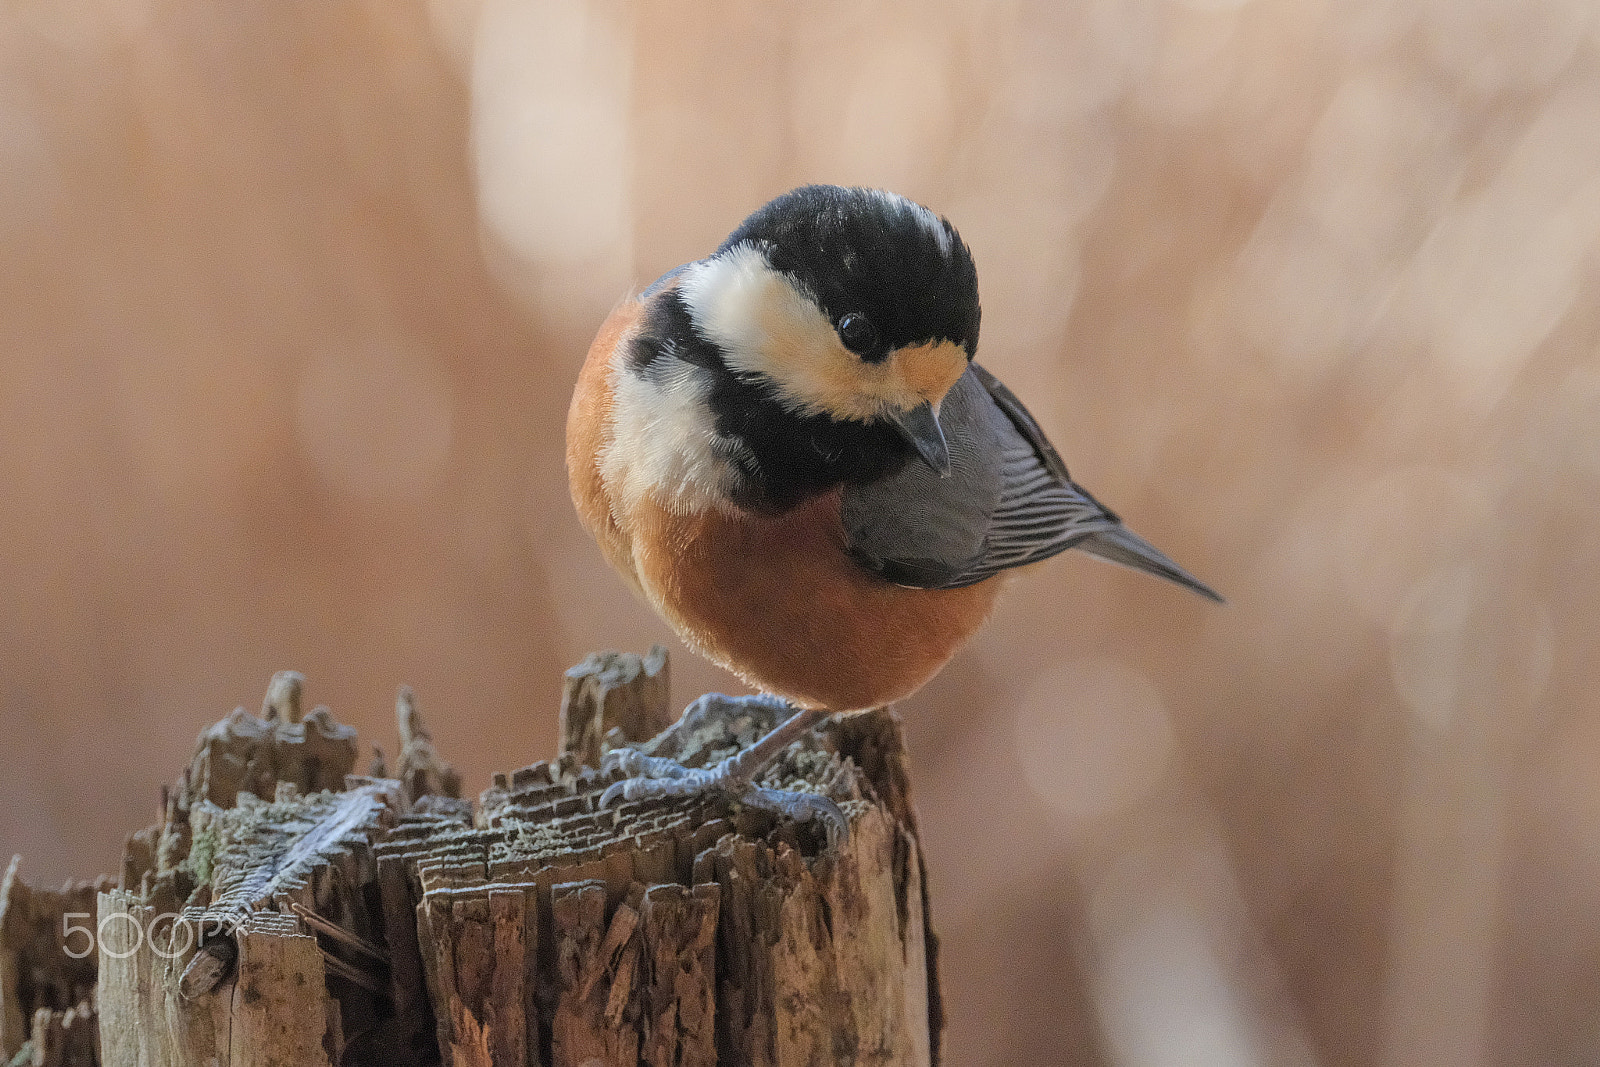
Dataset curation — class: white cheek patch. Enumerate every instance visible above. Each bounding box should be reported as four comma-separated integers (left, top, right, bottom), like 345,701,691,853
679,244,930,421
678,243,823,380
601,350,749,515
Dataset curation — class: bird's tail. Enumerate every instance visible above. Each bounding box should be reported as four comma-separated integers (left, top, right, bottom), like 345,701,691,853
1074,525,1225,603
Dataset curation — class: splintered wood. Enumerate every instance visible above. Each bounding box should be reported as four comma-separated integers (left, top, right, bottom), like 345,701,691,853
558,646,672,771
2,650,943,1066
0,857,108,1066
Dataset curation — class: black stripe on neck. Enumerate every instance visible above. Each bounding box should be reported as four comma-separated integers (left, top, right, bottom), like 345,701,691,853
628,288,913,514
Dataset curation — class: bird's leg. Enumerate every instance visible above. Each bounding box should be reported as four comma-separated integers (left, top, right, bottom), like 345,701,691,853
599,698,848,847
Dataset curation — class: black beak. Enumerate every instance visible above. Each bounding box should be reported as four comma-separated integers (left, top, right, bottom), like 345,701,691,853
890,401,952,477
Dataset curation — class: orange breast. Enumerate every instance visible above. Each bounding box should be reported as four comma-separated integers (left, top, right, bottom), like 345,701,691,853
630,492,1003,710
567,298,644,596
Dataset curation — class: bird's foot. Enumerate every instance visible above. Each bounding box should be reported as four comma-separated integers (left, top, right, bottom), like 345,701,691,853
598,699,849,849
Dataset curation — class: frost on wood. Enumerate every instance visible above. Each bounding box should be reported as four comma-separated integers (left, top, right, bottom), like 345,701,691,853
12,651,942,1066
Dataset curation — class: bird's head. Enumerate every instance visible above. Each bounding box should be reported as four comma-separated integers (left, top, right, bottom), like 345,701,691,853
678,185,980,476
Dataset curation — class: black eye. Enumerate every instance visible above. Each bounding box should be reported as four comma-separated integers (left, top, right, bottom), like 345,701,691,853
837,312,878,356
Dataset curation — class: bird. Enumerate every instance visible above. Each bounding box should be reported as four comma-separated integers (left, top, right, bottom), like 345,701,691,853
567,184,1220,843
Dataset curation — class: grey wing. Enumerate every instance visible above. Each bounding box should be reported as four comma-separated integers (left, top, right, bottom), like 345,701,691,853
841,364,1222,600
838,368,1008,588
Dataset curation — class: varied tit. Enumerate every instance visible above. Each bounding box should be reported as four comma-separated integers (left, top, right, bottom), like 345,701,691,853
567,184,1220,843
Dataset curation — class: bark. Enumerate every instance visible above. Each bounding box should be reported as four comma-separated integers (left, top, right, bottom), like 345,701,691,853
2,651,942,1066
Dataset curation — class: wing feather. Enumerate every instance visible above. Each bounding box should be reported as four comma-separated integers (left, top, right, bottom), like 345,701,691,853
841,363,1221,600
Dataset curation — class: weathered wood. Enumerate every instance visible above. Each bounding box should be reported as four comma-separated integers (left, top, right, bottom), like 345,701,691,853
97,891,223,1067
229,915,335,1067
396,687,463,804
549,880,638,1067
188,690,358,809
165,781,400,1002
376,854,436,1065
34,654,941,1065
94,678,414,1066
260,670,305,724
558,645,672,768
406,688,940,1066
639,883,718,1067
0,857,108,1067
97,902,336,1067
486,889,529,1067
25,998,98,1067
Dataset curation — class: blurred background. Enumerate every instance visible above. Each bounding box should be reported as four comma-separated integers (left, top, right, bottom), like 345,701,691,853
2,0,1597,1063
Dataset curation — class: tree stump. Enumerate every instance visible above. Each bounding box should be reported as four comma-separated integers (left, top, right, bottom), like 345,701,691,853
0,651,943,1066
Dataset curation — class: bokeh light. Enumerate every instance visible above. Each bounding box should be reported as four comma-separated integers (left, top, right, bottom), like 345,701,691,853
1015,659,1175,831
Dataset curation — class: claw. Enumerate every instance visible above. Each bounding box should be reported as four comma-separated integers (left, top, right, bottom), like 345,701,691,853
740,786,850,848
598,779,629,810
